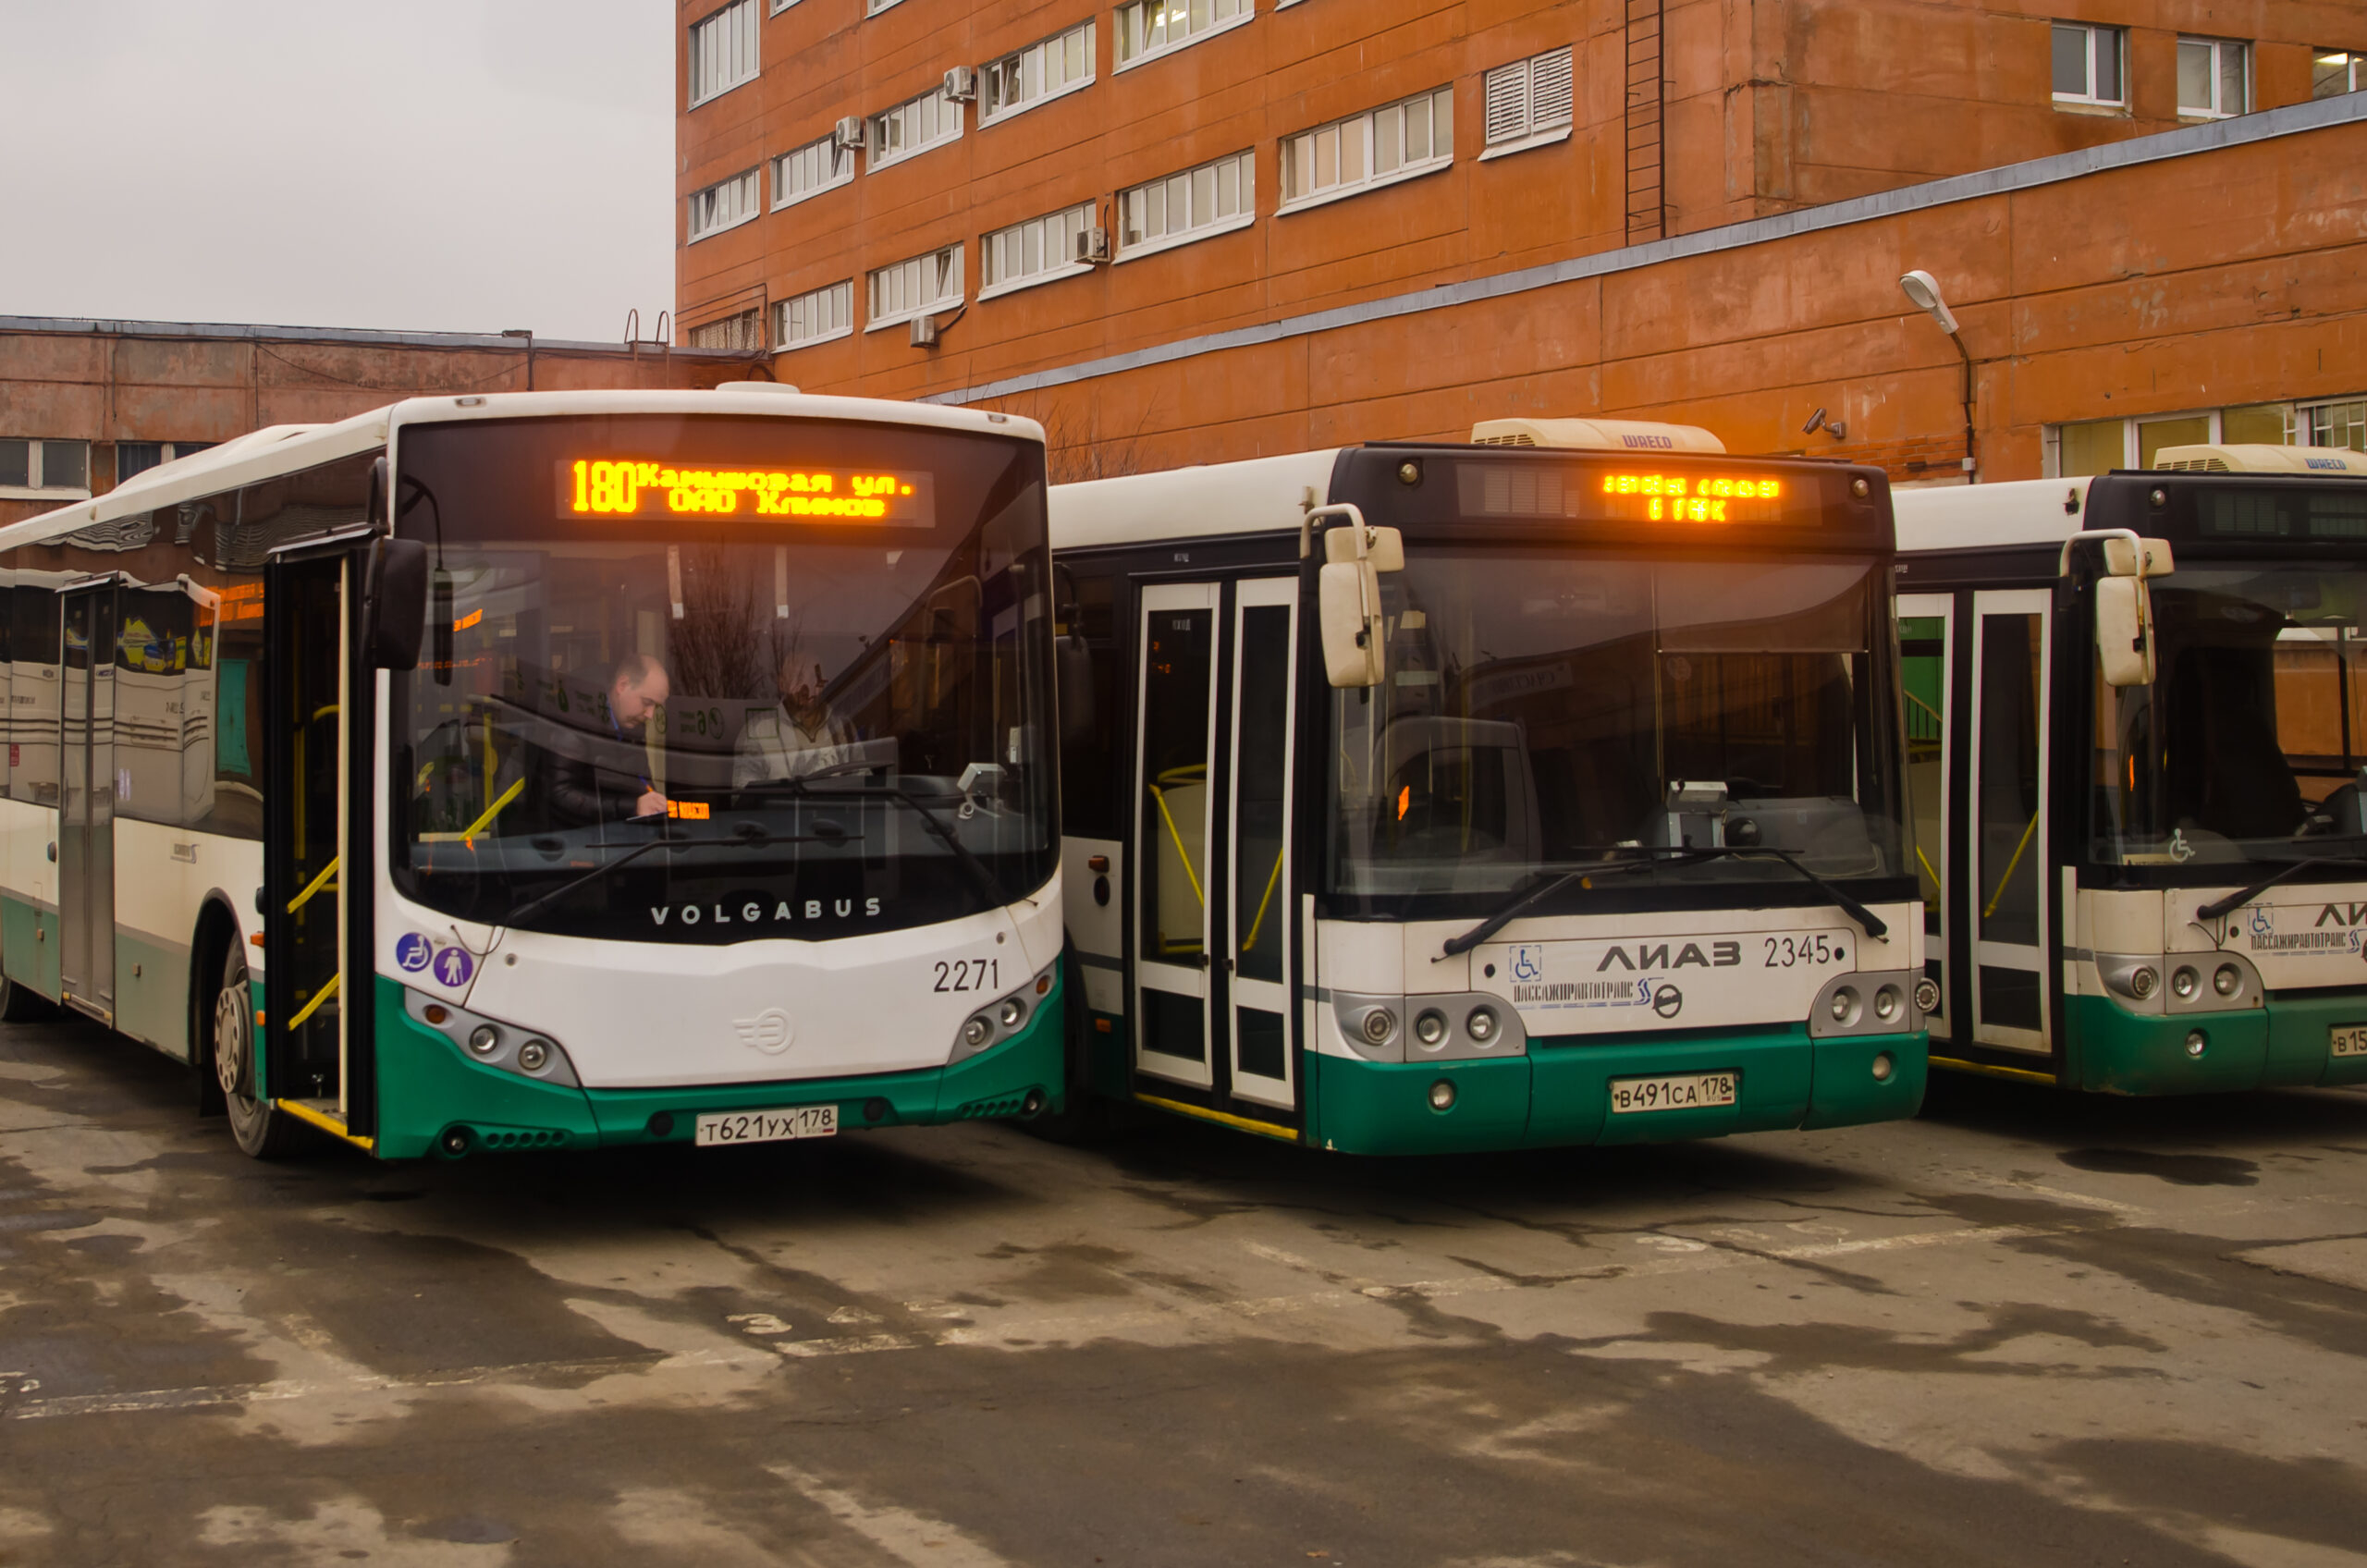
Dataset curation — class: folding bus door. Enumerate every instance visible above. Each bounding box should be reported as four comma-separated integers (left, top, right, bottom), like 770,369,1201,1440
1133,584,1221,1089
1896,594,1954,1042
1966,590,2051,1053
1222,579,1300,1110
58,580,118,1023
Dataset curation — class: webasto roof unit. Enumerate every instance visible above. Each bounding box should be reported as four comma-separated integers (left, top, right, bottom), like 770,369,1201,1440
1469,418,1725,454
2151,443,2367,475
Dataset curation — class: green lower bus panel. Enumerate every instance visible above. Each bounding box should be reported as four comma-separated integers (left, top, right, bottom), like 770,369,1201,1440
2,895,62,1002
2066,989,2367,1095
1306,1024,1924,1156
368,970,1067,1161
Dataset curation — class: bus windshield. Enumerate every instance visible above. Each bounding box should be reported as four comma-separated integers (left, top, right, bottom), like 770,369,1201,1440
1329,547,1903,907
389,413,1055,943
2091,563,2367,866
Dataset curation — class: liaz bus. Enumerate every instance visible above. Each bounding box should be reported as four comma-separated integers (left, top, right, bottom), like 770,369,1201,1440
1044,419,1929,1153
1892,442,2367,1093
0,388,1064,1158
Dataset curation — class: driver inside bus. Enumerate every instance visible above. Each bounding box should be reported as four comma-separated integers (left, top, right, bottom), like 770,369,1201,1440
734,653,853,788
543,652,671,824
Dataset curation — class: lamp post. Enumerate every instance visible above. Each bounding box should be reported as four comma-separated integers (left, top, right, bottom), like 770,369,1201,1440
1899,270,1975,483
501,327,535,391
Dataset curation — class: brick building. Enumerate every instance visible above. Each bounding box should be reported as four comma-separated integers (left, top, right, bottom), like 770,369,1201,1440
675,0,2367,480
0,318,748,529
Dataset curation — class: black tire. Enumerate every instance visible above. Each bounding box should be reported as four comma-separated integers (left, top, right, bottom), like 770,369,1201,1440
214,944,311,1159
0,974,55,1023
1021,948,1121,1145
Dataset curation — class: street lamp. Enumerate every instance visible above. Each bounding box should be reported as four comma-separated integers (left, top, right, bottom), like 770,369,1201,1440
1898,270,1975,482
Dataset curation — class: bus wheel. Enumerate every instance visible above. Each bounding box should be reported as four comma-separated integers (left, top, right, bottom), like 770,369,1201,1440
0,974,55,1023
215,946,307,1159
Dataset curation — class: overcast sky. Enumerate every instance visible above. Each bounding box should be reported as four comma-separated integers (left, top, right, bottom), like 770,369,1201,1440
0,0,675,344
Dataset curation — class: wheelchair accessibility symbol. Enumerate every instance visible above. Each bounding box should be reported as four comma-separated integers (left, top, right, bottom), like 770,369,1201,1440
1512,945,1544,982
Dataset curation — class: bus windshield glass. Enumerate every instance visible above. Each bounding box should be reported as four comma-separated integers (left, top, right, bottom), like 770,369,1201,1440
1328,546,1904,907
389,413,1054,943
2091,563,2367,866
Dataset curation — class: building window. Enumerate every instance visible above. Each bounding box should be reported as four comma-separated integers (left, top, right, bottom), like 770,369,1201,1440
689,0,760,107
775,282,854,349
774,134,854,209
688,167,762,241
1118,150,1254,258
1282,87,1453,212
981,22,1096,122
869,87,963,171
688,309,765,351
1480,47,1574,156
769,0,798,11
982,202,1098,298
0,438,92,496
2315,51,2363,98
867,245,964,329
2177,37,2248,118
865,0,902,14
2306,398,2367,452
1113,0,1250,71
2049,404,2299,475
2052,22,2125,107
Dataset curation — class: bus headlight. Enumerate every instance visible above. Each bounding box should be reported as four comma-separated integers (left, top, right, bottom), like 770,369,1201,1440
1913,978,1940,1013
2171,966,2200,1000
1873,986,1901,1023
1429,1079,1457,1111
1413,1009,1448,1049
999,997,1027,1030
469,1024,500,1057
2128,966,2159,999
2213,964,2240,997
517,1039,551,1073
963,1016,993,1050
1466,1006,1498,1043
1829,987,1861,1025
1361,1008,1396,1045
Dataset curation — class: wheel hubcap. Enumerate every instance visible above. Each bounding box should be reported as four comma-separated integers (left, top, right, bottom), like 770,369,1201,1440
215,983,252,1101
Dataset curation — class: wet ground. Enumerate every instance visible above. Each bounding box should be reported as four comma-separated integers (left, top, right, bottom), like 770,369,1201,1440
4,1014,2366,1567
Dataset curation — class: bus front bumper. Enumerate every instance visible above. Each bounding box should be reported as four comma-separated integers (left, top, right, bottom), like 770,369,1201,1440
366,972,1067,1160
2067,988,2367,1095
1308,1023,1927,1156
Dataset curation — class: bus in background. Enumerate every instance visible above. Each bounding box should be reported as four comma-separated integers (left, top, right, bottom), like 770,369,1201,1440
0,389,1063,1158
1893,442,2367,1093
1046,420,1927,1153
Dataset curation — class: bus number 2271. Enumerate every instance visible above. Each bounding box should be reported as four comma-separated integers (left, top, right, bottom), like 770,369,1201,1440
935,959,1001,993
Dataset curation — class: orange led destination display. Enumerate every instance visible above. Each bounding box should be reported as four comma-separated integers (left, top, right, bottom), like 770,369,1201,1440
1599,472,1783,523
556,459,935,525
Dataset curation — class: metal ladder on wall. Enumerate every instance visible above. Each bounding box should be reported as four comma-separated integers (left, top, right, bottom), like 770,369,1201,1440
1624,0,1667,244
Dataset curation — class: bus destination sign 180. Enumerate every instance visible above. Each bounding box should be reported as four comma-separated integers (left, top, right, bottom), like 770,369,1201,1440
557,458,936,524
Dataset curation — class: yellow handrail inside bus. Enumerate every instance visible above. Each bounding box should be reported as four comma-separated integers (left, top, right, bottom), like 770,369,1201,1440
1905,691,1942,725
287,857,339,914
1917,843,1942,892
1147,784,1205,907
1242,850,1283,954
313,703,340,723
463,777,526,846
1982,815,2039,920
284,971,339,1030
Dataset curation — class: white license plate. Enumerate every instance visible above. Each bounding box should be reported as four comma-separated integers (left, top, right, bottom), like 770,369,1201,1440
1609,1072,1739,1114
2333,1026,2367,1059
694,1106,839,1146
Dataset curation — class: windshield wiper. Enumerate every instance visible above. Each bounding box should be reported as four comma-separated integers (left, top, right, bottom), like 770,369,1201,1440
2198,851,2367,923
1439,844,1887,960
497,821,852,928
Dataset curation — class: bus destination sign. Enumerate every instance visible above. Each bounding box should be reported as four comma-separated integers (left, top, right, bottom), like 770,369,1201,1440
558,458,935,525
1595,472,1784,524
1455,459,1795,526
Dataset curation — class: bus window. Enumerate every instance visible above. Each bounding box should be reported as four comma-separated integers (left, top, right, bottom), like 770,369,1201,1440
1898,612,1947,927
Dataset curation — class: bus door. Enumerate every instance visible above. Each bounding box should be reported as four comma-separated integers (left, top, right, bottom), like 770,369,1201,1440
262,535,376,1133
1897,594,1953,1039
1131,579,1302,1115
58,579,118,1022
1967,590,2051,1053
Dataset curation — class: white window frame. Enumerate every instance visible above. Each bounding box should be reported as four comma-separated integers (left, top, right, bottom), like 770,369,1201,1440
868,86,963,174
2052,21,2126,108
1115,150,1255,262
1112,0,1253,75
980,202,1099,300
2315,50,2364,99
773,133,855,210
687,166,762,242
688,0,761,108
2177,35,2249,119
866,244,965,331
865,0,904,17
1478,46,1574,161
1279,86,1453,215
770,0,799,11
2042,404,2315,476
774,281,856,351
980,21,1098,125
0,437,93,501
2301,396,2367,453
686,309,766,351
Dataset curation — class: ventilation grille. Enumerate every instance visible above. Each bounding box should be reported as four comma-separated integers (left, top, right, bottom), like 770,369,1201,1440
472,1126,571,1150
954,1094,1029,1121
1472,433,1537,447
2157,457,2231,472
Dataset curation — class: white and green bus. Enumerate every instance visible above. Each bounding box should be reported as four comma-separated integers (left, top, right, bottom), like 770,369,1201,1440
1046,421,1929,1153
0,389,1064,1158
1894,443,2367,1092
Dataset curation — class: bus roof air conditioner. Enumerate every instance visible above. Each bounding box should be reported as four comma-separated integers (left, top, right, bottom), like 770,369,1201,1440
1469,418,1725,453
2151,444,2367,475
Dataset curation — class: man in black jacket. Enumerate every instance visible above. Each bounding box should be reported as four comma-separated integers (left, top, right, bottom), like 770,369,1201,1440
543,652,671,826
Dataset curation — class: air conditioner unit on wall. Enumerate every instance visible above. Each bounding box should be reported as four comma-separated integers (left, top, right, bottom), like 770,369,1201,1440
909,315,940,349
1073,227,1110,264
832,116,864,151
943,66,978,102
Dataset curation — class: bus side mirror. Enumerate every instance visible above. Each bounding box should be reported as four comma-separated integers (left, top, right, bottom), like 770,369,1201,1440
1319,559,1383,688
2096,576,2155,687
363,537,430,670
1056,634,1095,742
